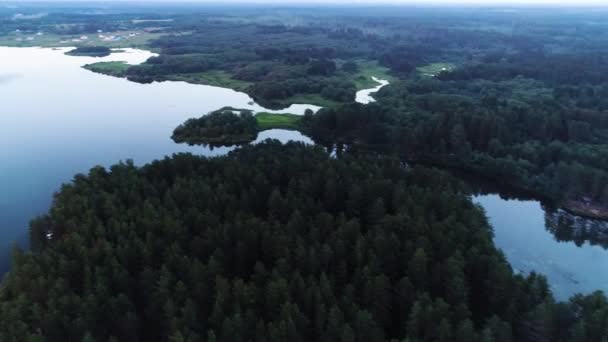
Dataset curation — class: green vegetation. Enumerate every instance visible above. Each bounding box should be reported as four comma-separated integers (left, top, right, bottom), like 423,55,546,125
83,61,131,77
350,60,395,90
304,71,608,218
172,108,308,146
172,108,258,146
4,4,608,341
255,112,302,130
65,46,112,57
417,63,456,77
167,71,252,92
3,141,608,342
273,94,341,109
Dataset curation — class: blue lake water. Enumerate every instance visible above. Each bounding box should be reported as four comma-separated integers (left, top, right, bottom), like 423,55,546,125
475,194,608,300
0,46,318,272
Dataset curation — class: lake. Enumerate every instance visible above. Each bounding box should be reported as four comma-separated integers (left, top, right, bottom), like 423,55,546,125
2,46,607,300
474,194,608,300
0,46,318,272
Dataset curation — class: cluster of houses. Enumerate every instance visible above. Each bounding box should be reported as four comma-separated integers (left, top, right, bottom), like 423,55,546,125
14,30,43,42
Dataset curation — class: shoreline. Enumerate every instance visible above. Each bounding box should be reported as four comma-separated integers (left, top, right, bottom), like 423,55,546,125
563,200,608,221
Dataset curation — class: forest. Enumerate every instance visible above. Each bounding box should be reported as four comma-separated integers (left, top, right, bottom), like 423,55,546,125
2,141,608,342
301,65,608,217
70,4,607,216
3,3,608,341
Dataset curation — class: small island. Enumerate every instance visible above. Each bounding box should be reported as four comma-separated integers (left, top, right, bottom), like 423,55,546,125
172,107,311,146
65,46,112,57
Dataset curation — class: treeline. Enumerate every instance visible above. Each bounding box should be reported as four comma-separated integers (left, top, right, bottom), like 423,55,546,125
66,46,112,57
303,74,608,212
109,18,457,106
440,52,608,89
545,209,608,249
2,142,608,341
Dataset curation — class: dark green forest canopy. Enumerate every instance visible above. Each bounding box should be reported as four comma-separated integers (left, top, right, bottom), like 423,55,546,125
26,6,608,207
303,71,608,218
4,5,608,341
2,142,608,342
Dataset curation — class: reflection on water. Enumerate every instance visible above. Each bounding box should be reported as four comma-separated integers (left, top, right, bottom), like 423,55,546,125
69,47,158,65
254,129,314,145
545,209,608,250
474,192,608,300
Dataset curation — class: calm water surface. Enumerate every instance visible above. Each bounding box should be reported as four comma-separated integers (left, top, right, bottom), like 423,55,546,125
475,194,608,300
0,46,317,271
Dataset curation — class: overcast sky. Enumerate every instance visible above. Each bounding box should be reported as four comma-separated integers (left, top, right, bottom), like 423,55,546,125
5,0,608,5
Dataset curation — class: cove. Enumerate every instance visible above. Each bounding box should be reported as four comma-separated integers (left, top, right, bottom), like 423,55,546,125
0,46,319,272
474,192,608,300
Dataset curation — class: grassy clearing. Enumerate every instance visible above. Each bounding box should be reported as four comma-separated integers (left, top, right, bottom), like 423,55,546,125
417,63,456,77
349,60,396,90
255,112,302,130
167,71,252,91
83,62,130,77
279,94,340,108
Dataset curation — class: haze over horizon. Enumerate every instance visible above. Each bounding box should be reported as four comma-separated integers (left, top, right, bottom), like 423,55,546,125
3,0,608,6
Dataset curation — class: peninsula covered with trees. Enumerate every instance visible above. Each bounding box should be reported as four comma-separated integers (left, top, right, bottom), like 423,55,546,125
3,142,608,341
172,108,308,146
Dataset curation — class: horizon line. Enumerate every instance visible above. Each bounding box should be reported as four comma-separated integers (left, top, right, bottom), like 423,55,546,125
3,0,608,7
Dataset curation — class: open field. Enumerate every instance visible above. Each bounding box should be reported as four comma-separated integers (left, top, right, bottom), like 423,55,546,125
255,112,303,130
167,71,253,92
349,60,396,89
275,94,340,108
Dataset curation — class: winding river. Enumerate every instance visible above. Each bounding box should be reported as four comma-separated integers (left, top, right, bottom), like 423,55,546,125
2,46,607,300
355,76,390,104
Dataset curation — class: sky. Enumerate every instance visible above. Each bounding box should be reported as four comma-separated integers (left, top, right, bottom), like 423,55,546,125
5,0,608,4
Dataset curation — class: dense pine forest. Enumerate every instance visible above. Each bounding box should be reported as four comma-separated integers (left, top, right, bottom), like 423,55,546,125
3,3,608,341
1,142,607,342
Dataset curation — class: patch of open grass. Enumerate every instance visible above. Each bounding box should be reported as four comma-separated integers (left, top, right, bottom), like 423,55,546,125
349,59,396,90
417,63,456,77
255,112,303,130
167,70,252,91
279,94,340,108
